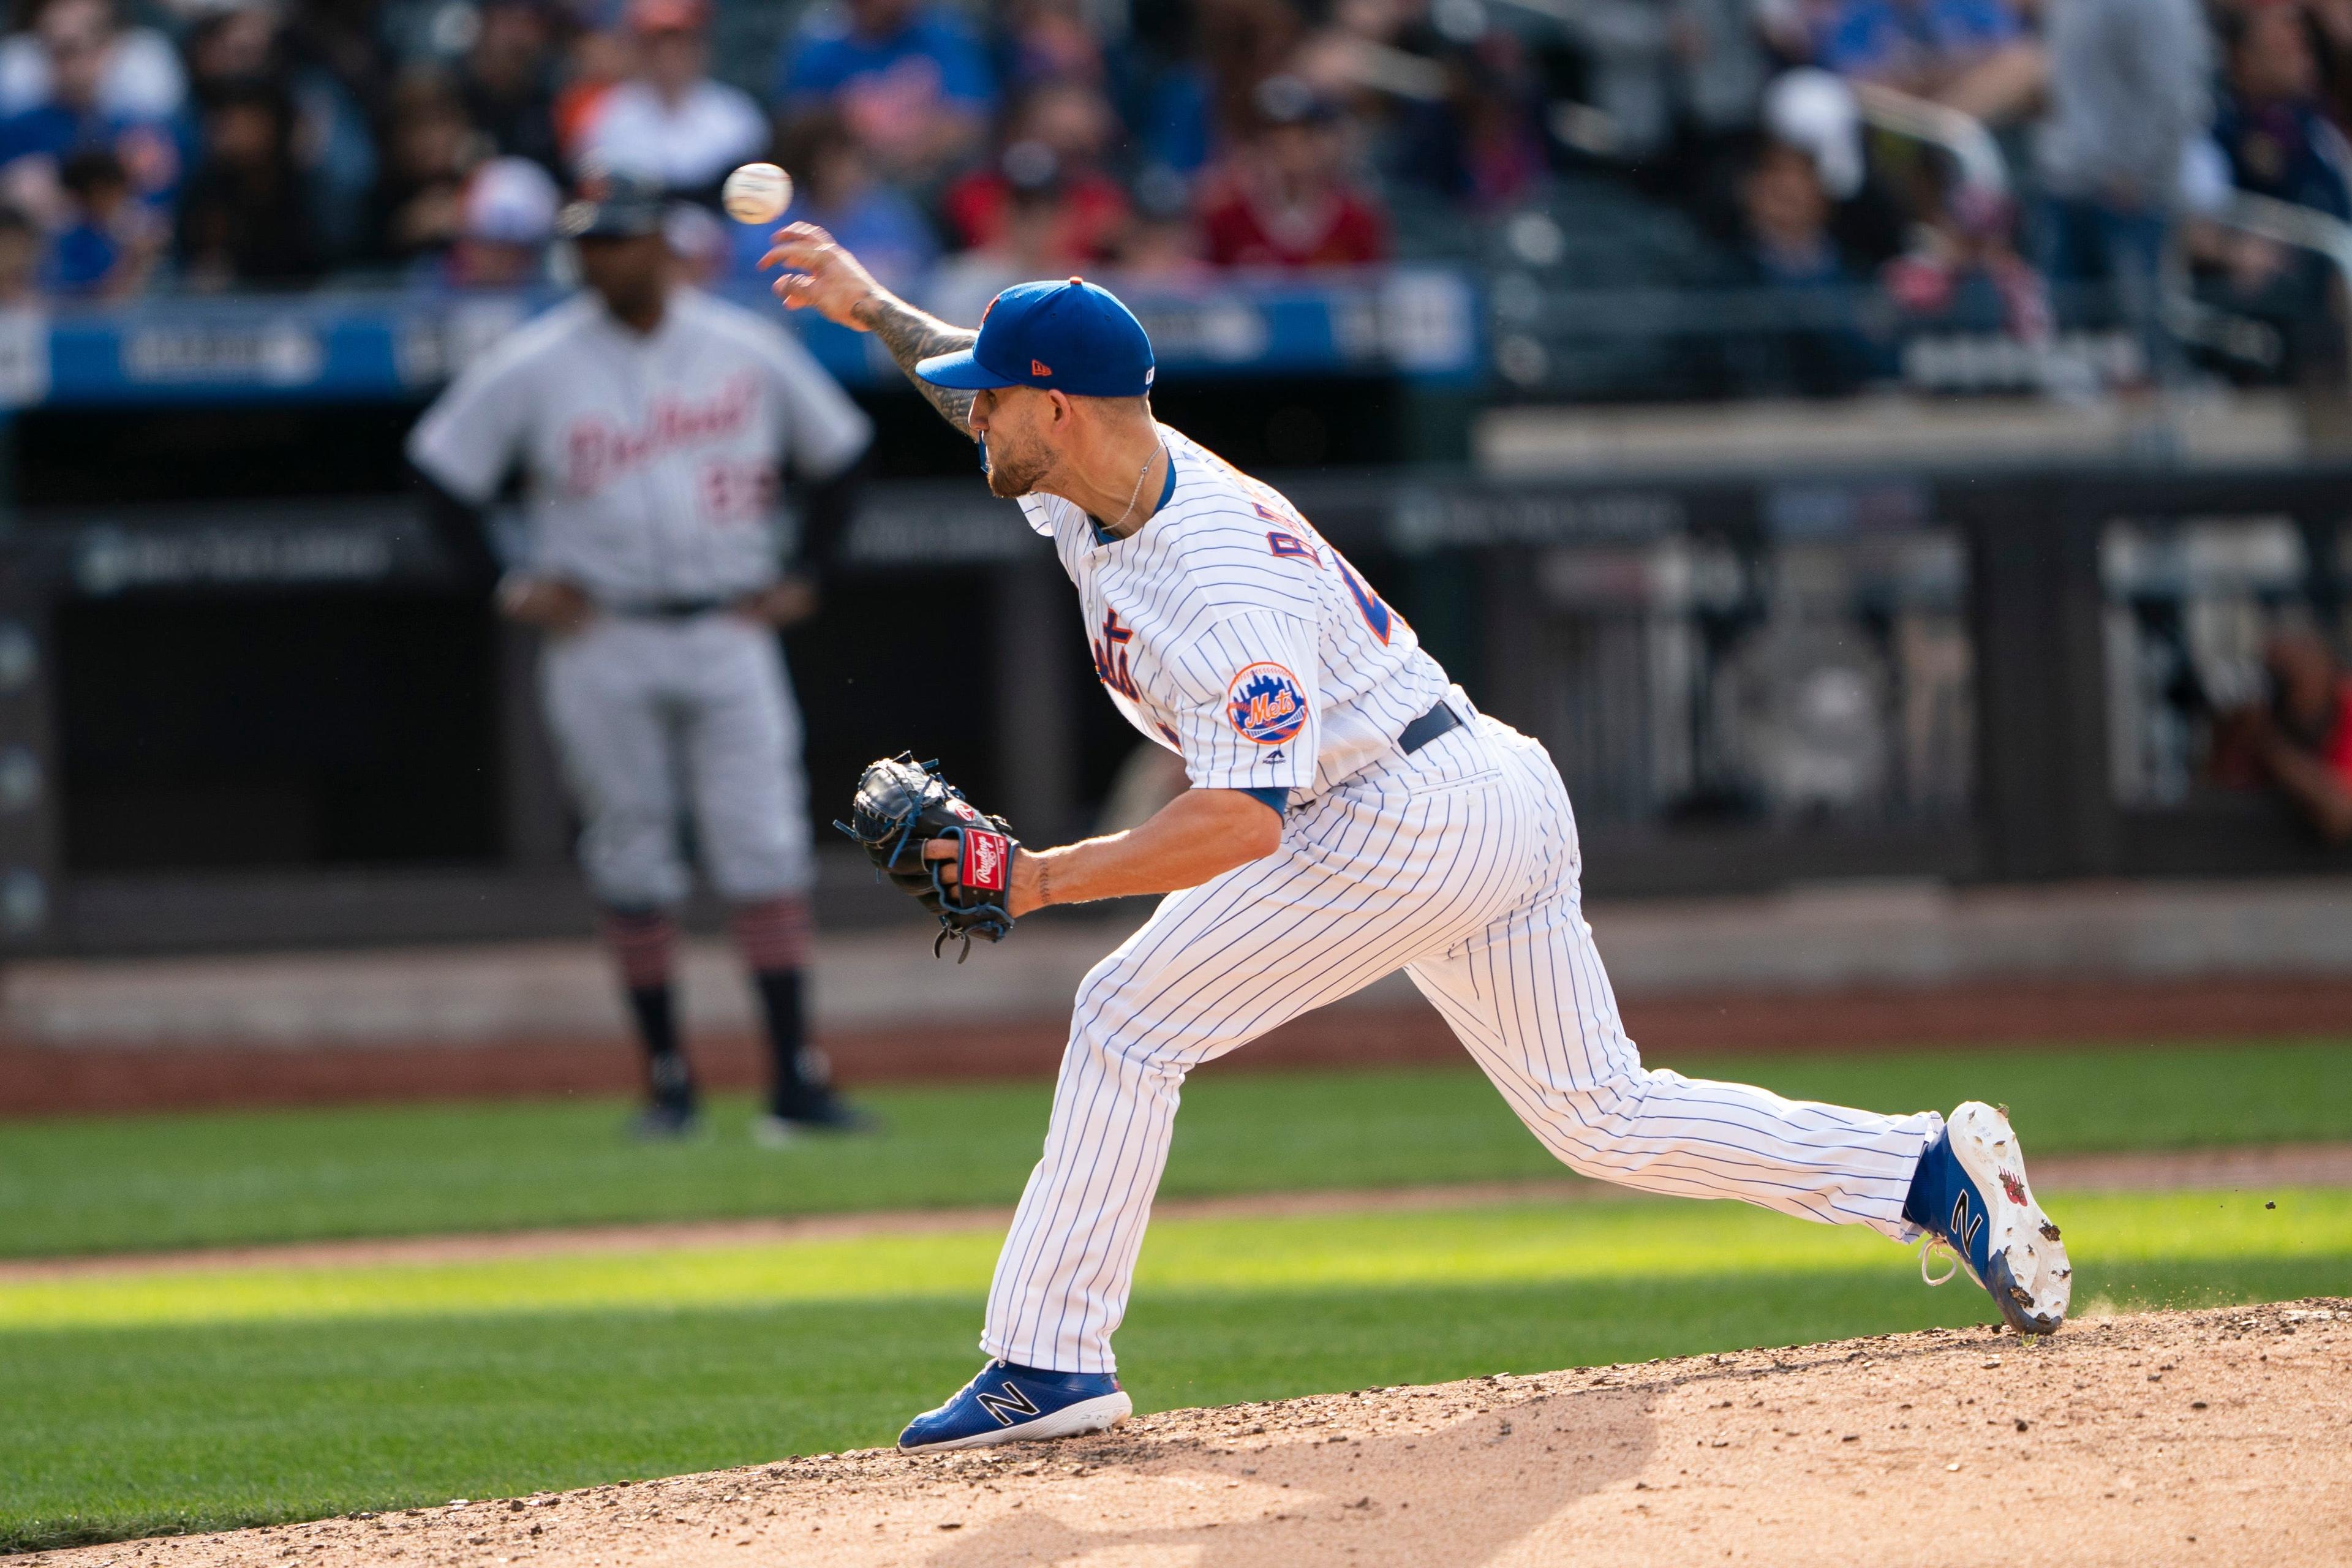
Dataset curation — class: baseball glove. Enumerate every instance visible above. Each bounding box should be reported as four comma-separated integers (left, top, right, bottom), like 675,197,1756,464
837,755,1020,961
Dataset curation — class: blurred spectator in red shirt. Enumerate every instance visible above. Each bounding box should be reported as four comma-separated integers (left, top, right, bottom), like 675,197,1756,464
582,0,765,197
1882,181,2051,345
175,75,321,287
0,200,42,303
943,79,1128,264
1200,74,1387,269
775,0,994,184
2218,628,2352,843
929,142,1074,325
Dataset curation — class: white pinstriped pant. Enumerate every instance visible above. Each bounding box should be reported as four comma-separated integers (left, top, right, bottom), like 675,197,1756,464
981,701,1940,1374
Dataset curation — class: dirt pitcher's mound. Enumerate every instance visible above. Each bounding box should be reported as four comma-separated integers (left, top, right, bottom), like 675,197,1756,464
39,1300,2351,1568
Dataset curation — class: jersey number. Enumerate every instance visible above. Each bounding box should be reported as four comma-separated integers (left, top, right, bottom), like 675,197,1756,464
699,462,775,522
1335,554,1395,645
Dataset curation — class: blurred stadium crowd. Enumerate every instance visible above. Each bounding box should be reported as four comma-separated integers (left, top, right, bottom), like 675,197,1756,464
0,0,2340,381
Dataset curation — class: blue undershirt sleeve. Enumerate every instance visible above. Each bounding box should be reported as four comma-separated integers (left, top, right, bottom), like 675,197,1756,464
1237,785,1289,818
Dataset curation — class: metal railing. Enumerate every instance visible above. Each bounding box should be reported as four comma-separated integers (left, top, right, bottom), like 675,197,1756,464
2163,192,2352,378
1849,81,2011,200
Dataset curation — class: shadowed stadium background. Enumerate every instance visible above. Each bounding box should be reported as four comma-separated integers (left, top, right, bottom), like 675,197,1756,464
0,0,2350,1552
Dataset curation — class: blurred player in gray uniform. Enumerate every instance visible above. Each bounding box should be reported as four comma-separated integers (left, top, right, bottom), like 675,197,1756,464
407,172,875,1140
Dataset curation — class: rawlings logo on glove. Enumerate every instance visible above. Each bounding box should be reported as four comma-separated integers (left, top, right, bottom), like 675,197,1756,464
836,754,1021,961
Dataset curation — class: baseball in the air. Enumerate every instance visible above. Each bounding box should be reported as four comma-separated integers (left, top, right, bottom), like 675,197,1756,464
722,162,793,225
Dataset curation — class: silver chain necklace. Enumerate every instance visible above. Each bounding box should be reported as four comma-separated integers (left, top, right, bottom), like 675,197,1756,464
1108,444,1165,535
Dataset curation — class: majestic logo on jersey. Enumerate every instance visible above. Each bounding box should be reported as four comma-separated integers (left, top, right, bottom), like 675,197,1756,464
564,372,758,495
1226,663,1308,746
1092,608,1139,699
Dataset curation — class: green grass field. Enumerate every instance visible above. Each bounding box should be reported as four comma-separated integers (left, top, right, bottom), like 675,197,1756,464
4,1040,2346,1553
4,1041,2346,1257
4,1188,2346,1553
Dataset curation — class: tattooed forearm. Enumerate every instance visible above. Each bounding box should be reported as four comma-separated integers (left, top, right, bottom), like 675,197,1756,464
854,294,981,439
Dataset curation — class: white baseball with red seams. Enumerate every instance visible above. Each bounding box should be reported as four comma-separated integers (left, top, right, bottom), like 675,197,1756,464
978,423,1947,1376
722,162,794,225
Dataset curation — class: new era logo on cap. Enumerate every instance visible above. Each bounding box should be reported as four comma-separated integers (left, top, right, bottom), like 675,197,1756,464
912,277,1156,398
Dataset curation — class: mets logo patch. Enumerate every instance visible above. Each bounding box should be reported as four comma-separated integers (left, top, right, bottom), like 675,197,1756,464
1226,663,1308,746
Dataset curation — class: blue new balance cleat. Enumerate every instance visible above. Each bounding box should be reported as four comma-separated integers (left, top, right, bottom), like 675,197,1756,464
1905,1101,2073,1336
897,1359,1133,1452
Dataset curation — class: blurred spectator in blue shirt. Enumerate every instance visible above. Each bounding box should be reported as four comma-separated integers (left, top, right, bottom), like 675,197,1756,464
732,107,935,292
584,0,765,197
997,0,1112,92
1384,28,1550,215
1727,134,1881,393
0,0,181,124
2211,0,2352,223
2183,1,2352,384
776,0,993,183
45,143,158,295
0,0,187,227
1820,0,2043,124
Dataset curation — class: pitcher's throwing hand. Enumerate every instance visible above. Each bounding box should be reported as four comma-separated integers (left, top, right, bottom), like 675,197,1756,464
763,223,889,328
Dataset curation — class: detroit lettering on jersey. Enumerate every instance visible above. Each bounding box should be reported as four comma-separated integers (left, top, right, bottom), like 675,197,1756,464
564,370,760,496
405,290,872,604
1019,424,1450,804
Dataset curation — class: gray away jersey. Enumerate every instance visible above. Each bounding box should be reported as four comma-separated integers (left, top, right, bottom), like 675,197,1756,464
407,289,872,603
1018,424,1451,805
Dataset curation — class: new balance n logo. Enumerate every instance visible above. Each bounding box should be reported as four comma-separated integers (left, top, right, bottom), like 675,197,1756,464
1950,1192,1984,1255
974,1382,1041,1428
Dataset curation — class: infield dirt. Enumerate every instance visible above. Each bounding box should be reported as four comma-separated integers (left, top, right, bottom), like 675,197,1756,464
26,1299,2348,1568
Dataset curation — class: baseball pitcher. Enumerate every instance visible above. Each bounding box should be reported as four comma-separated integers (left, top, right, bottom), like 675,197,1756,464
766,228,2071,1451
409,173,875,1142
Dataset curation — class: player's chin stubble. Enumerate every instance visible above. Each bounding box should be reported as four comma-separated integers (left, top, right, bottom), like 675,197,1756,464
984,439,1052,500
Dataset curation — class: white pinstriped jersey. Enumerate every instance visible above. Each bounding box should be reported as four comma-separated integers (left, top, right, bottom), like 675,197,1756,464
1016,424,1451,804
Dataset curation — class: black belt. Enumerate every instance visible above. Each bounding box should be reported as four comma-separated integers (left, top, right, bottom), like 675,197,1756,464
1398,700,1464,755
606,598,728,620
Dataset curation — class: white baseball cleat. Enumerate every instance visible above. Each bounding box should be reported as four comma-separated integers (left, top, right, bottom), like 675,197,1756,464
1906,1101,2071,1335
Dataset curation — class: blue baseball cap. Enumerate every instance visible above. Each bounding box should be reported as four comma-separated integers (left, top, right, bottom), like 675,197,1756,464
914,277,1156,398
